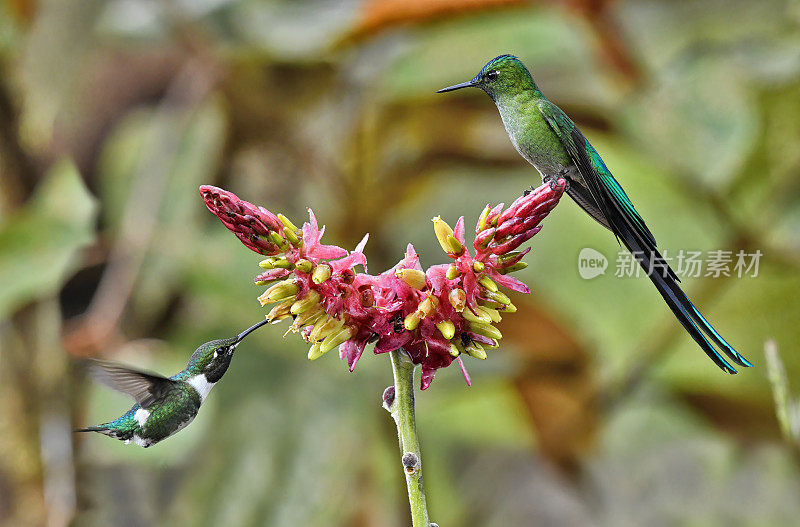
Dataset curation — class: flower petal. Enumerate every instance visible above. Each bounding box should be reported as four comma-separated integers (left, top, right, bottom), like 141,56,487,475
331,251,367,272
488,269,530,294
454,216,465,245
375,332,411,354
456,356,471,387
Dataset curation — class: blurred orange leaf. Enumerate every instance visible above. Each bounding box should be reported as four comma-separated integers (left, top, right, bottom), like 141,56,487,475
7,0,36,24
345,0,528,43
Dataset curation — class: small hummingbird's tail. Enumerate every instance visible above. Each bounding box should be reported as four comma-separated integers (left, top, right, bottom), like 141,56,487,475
74,425,113,436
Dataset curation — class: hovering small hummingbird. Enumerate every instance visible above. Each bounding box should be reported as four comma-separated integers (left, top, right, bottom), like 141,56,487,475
76,319,268,447
437,54,752,373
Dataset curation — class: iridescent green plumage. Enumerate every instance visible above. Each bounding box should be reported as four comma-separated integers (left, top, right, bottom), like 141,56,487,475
438,55,751,373
77,319,268,447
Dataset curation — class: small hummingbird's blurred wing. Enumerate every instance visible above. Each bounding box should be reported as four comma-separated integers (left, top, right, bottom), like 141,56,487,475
87,359,179,409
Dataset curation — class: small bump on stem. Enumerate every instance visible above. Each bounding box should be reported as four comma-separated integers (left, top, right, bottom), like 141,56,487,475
402,452,419,475
382,385,396,411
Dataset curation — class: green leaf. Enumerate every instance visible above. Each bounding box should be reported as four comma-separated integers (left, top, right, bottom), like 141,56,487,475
0,159,97,318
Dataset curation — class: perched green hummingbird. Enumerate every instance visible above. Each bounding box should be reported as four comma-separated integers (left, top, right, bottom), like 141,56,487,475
437,55,752,373
76,319,268,447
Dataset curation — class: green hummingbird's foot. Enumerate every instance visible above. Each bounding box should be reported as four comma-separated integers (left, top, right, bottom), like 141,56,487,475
540,173,569,192
555,170,572,191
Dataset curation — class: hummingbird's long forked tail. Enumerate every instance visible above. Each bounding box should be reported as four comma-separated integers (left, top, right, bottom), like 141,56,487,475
545,116,753,373
598,187,753,372
594,179,753,372
583,164,752,371
631,244,752,373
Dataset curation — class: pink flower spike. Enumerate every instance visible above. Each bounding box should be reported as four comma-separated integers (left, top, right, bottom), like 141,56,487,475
200,185,284,255
200,178,568,391
456,356,472,387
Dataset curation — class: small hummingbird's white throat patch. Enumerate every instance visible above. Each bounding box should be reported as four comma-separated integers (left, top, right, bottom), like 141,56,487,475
187,374,215,403
134,408,150,427
131,434,149,447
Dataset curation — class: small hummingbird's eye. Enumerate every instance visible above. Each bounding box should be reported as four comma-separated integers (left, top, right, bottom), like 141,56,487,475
486,70,499,81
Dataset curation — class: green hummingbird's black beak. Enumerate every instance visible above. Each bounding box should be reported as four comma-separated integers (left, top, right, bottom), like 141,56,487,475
436,80,477,93
235,319,269,343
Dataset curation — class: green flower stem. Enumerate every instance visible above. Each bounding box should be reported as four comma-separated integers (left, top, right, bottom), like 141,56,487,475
386,349,431,527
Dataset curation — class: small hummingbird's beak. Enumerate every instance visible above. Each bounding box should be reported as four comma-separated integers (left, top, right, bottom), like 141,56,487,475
235,319,269,343
436,80,477,93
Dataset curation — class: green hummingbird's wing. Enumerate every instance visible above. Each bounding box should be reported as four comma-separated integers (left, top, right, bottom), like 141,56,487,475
88,359,179,409
536,100,657,249
537,99,751,373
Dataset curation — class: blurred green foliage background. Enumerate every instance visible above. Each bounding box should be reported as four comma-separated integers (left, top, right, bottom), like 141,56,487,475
2,0,800,525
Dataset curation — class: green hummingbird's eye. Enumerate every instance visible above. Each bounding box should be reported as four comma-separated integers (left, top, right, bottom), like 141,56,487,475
486,70,499,81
